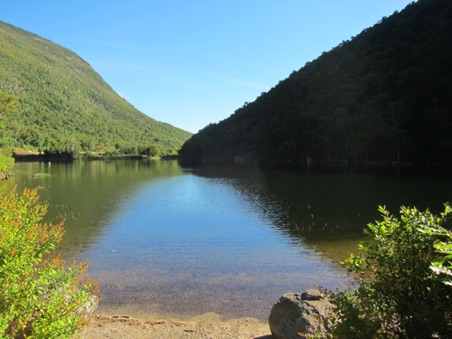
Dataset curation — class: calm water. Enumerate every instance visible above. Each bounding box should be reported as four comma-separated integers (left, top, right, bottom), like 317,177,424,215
3,160,452,320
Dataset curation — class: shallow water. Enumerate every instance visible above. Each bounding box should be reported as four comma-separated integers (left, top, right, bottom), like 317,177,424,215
4,160,451,320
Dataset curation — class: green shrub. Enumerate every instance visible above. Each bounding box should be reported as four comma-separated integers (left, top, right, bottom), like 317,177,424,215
422,205,452,287
0,188,98,338
331,204,452,338
0,148,14,173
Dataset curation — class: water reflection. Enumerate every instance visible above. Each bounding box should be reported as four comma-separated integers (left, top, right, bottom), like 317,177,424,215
191,167,452,261
4,160,185,256
3,160,451,320
74,171,347,320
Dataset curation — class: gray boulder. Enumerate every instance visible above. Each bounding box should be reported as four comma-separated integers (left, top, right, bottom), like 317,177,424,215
268,289,333,339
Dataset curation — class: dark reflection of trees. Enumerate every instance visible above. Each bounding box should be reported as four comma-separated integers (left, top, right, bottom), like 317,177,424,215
6,160,184,258
6,161,452,264
191,166,452,262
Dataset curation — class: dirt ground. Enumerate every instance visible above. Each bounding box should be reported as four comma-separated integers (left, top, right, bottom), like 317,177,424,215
77,313,272,339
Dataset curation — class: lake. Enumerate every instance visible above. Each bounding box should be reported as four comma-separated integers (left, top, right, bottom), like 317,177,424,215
2,160,451,321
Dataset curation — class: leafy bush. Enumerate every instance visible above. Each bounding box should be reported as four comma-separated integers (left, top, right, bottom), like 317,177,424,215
0,188,98,338
331,204,452,338
0,148,14,173
423,205,452,287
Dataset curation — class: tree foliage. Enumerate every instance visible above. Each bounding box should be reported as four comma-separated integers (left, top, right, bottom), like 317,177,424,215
0,92,18,119
0,92,16,173
180,0,452,168
0,22,191,157
331,204,452,338
0,187,98,338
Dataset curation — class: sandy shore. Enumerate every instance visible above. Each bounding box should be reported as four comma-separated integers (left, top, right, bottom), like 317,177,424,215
77,313,272,339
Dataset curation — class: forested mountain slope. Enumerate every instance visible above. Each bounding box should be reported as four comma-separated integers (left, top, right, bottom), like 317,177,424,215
0,21,191,156
180,0,452,168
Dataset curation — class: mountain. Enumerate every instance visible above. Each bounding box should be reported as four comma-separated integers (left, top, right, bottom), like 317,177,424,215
180,0,452,169
0,21,191,156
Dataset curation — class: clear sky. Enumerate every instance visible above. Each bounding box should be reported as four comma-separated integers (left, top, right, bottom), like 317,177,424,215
2,1,414,133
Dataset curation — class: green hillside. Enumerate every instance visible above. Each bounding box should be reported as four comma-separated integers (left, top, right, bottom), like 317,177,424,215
180,0,452,169
0,21,191,157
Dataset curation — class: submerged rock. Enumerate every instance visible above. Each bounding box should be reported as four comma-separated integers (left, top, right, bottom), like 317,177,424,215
268,289,333,339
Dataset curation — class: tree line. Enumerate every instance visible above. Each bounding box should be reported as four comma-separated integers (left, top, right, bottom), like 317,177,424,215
180,0,452,170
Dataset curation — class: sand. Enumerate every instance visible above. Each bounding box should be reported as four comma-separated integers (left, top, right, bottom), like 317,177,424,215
77,313,272,339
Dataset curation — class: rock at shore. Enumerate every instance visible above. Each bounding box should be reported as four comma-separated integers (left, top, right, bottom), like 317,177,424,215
268,289,333,339
78,295,99,321
0,171,11,181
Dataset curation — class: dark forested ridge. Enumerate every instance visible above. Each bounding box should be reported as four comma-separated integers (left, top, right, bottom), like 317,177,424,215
0,21,191,157
180,0,452,170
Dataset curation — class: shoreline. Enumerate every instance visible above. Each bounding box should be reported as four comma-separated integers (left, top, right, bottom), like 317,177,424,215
78,312,272,339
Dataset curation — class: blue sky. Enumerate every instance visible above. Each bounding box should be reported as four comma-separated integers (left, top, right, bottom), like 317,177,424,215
3,1,414,133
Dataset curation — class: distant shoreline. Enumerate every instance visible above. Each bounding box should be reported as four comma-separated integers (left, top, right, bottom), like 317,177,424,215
12,152,155,162
13,152,73,162
11,152,452,177
181,157,452,177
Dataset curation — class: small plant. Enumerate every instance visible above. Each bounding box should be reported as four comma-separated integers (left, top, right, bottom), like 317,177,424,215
331,204,452,338
0,148,14,174
422,204,452,287
0,187,98,338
